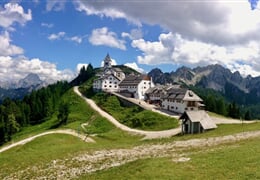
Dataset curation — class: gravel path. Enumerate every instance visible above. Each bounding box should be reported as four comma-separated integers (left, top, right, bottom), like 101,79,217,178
74,86,181,139
4,130,260,179
0,129,95,153
212,116,257,124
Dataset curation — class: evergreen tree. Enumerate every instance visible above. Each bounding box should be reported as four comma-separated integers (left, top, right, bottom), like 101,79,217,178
216,98,227,115
244,110,251,120
57,102,70,125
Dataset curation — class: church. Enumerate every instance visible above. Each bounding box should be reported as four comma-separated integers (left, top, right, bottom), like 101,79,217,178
93,54,154,99
93,54,125,92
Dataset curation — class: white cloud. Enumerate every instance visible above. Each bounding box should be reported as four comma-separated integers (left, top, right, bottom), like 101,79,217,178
76,1,260,45
41,22,54,28
89,27,126,50
132,32,260,77
0,31,23,56
48,32,66,41
0,56,75,82
122,29,143,40
69,36,83,44
46,0,66,11
74,1,141,26
48,32,84,44
76,63,88,73
101,58,117,67
0,3,32,28
124,62,145,74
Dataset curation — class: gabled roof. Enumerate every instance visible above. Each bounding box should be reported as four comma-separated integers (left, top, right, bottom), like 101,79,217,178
119,74,151,87
183,90,203,101
180,111,217,130
160,88,202,102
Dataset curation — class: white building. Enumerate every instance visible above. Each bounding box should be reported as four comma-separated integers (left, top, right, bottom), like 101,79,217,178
161,88,204,114
93,74,121,92
93,54,125,92
119,74,154,100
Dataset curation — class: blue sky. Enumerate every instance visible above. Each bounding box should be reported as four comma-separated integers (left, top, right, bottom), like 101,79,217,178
1,0,260,83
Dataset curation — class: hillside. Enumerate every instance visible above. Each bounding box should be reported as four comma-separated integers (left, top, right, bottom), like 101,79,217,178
0,76,260,178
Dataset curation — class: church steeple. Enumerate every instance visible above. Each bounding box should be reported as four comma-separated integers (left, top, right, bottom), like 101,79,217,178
104,53,112,69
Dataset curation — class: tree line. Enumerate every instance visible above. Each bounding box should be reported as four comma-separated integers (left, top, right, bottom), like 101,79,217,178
191,87,254,120
0,81,70,145
0,64,95,146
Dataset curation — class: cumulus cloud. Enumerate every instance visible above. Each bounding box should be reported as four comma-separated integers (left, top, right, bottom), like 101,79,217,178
132,32,260,77
89,27,126,50
124,62,145,74
48,32,66,41
0,56,75,82
0,31,23,56
46,0,66,11
76,0,260,45
122,29,143,40
0,3,32,28
74,1,141,26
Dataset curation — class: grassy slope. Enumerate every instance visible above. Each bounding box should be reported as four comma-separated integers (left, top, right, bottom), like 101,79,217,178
82,136,260,180
92,93,179,131
1,86,260,179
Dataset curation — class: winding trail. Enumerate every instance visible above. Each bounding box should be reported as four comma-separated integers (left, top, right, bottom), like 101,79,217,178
5,130,260,179
0,129,95,153
74,86,182,140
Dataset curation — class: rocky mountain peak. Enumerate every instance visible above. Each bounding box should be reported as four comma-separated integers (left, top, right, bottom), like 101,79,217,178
148,64,260,96
17,73,43,89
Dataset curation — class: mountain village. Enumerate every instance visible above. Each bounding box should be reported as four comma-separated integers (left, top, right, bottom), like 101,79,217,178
93,54,217,134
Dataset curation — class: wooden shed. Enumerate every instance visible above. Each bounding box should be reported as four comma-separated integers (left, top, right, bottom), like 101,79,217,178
180,111,217,134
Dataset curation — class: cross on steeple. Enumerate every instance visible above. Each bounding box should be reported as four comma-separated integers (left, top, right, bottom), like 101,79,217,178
104,53,112,69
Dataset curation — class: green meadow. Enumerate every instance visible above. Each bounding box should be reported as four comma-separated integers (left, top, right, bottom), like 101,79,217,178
0,87,259,179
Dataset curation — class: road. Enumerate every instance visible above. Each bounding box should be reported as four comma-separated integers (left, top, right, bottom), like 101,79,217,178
74,86,182,140
0,129,95,153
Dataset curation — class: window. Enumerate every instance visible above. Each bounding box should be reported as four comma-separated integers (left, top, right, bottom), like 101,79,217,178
104,85,107,87
110,81,112,84
114,82,117,84
109,85,112,88
115,85,117,88
144,82,146,84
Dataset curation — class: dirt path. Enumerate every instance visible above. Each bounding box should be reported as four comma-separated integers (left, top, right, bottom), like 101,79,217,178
74,86,181,139
5,130,260,179
211,116,257,124
0,129,95,154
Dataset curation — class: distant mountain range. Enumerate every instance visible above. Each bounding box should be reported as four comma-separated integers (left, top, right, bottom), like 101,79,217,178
148,64,260,105
0,73,48,102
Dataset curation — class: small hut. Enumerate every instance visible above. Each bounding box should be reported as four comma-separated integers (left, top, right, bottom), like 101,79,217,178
180,111,217,134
